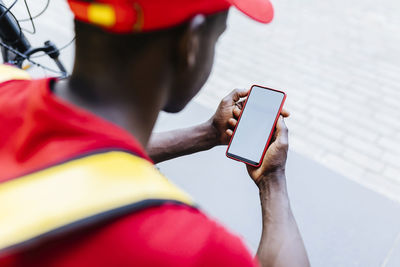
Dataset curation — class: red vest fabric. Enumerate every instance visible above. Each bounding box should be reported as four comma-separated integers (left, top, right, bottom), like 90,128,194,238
0,77,258,266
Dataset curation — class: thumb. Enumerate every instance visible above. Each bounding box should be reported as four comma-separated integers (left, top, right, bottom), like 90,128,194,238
274,116,289,147
230,88,249,102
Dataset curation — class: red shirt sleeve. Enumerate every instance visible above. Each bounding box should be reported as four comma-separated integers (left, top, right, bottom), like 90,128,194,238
6,204,259,267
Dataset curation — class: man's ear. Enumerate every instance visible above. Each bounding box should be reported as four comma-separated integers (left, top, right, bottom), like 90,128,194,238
178,14,206,69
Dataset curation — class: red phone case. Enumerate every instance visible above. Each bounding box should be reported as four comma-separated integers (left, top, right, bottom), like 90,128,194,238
226,85,287,167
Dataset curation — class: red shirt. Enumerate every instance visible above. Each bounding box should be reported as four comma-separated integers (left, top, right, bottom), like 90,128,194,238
0,78,258,266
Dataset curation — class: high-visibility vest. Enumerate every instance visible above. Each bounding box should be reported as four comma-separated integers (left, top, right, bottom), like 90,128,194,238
0,151,194,256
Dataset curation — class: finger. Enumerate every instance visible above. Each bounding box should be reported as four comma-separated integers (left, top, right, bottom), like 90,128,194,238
226,129,233,136
281,109,290,118
228,118,237,128
274,116,289,146
236,99,246,109
233,106,242,118
281,109,290,117
230,88,250,103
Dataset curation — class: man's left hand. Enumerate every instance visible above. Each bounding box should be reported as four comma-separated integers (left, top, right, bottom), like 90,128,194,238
209,89,249,145
209,88,290,146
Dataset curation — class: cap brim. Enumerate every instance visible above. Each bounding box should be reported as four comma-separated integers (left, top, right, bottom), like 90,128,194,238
228,0,274,23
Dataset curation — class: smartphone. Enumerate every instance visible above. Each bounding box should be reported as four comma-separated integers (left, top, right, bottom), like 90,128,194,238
226,85,286,167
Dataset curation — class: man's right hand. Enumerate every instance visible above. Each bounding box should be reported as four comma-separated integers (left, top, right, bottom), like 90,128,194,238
246,115,310,267
246,115,289,189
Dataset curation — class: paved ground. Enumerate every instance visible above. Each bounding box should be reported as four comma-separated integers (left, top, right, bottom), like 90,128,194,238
155,102,400,267
195,0,400,202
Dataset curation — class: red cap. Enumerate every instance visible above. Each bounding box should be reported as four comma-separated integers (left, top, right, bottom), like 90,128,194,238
67,0,274,33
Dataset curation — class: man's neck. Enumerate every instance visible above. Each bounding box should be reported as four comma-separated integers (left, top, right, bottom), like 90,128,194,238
53,76,166,148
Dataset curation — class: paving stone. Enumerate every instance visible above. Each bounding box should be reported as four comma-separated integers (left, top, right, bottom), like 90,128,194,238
321,153,366,180
379,137,400,154
342,149,385,173
384,166,400,184
383,152,400,169
343,135,384,159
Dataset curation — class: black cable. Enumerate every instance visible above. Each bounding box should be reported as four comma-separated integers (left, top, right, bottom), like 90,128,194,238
0,0,67,76
21,0,36,34
0,40,65,75
0,0,18,21
29,36,75,58
57,36,75,51
19,0,50,22
3,0,73,59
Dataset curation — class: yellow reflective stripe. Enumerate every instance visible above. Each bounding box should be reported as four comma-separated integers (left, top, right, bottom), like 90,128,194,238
0,64,31,83
0,151,193,251
87,3,116,28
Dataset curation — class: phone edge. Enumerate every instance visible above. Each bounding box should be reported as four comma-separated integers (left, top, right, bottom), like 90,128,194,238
225,85,287,168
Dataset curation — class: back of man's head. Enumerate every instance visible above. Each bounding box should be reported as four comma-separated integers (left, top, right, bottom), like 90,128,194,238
67,0,274,112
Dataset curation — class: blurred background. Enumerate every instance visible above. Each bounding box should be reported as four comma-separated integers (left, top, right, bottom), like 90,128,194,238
2,0,400,266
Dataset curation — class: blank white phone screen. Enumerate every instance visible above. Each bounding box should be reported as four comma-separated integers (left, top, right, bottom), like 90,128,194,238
227,86,284,164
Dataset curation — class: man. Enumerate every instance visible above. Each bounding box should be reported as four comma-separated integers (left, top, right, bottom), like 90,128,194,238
0,0,309,266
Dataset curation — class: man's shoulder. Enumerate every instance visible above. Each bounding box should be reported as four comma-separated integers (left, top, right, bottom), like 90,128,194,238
15,204,257,267
0,72,43,106
73,203,242,258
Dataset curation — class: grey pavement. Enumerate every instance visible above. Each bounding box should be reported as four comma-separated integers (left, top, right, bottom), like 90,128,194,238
196,1,400,202
155,102,400,267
